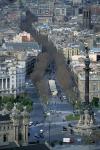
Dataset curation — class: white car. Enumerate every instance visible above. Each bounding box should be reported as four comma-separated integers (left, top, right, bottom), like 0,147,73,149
40,129,44,134
77,138,82,142
29,121,33,126
63,95,67,99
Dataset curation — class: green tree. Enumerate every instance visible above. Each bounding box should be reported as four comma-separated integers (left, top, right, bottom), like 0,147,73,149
6,102,13,110
26,104,33,112
92,97,99,107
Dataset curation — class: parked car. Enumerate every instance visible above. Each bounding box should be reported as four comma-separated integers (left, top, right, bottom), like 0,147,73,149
63,126,67,131
34,121,39,126
34,134,40,139
29,121,33,126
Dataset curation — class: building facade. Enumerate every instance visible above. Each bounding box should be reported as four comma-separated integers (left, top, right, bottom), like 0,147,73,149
78,71,100,102
0,57,16,96
63,44,80,60
0,56,26,97
0,105,29,146
71,54,100,101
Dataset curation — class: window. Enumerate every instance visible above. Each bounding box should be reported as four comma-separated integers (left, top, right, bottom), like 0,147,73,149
12,85,14,89
93,84,97,91
3,134,7,142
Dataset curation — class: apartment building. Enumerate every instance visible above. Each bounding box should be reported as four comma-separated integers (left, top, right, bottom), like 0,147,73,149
63,43,80,60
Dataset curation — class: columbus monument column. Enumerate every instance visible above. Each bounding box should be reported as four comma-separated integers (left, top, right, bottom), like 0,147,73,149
78,46,95,129
84,46,90,105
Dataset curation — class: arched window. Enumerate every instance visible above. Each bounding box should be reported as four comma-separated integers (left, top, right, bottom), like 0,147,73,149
3,134,7,142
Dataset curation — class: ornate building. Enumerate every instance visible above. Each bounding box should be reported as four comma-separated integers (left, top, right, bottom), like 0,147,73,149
0,104,29,146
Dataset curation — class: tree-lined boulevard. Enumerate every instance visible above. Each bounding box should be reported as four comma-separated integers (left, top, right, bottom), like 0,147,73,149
20,9,100,148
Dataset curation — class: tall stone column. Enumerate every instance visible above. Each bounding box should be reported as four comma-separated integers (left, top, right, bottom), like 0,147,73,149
23,125,28,145
6,78,8,89
84,46,91,105
11,103,20,145
0,79,2,89
2,79,3,89
22,107,29,146
14,126,19,143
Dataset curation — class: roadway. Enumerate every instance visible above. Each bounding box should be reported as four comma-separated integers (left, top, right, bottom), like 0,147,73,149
25,79,75,144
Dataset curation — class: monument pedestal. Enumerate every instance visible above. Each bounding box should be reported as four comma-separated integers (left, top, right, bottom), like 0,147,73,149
74,108,100,136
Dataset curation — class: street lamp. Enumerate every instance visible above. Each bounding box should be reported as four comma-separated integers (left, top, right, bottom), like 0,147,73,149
47,112,51,145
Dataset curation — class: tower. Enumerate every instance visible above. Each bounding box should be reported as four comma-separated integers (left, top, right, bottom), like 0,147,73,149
83,7,91,29
22,106,29,145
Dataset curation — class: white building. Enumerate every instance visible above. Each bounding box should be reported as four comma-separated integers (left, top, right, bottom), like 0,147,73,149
0,41,41,74
16,61,26,94
0,56,26,97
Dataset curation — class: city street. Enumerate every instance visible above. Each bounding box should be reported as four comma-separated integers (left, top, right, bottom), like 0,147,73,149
25,79,75,143
25,80,45,123
25,77,100,145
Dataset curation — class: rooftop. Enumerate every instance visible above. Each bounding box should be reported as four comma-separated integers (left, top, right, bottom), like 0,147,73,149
4,42,40,51
90,47,100,53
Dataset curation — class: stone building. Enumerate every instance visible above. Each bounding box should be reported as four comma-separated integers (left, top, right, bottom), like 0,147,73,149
0,104,29,146
63,43,80,60
78,71,100,101
0,56,17,97
0,56,26,97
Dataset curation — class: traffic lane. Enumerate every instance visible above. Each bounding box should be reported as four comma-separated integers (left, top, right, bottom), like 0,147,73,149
28,121,86,144
25,87,39,99
47,103,73,112
30,103,45,122
28,124,67,142
25,84,45,121
45,112,63,122
29,123,79,143
29,124,44,142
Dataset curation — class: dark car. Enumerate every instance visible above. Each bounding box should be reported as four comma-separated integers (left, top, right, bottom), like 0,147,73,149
34,121,39,126
63,126,67,131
